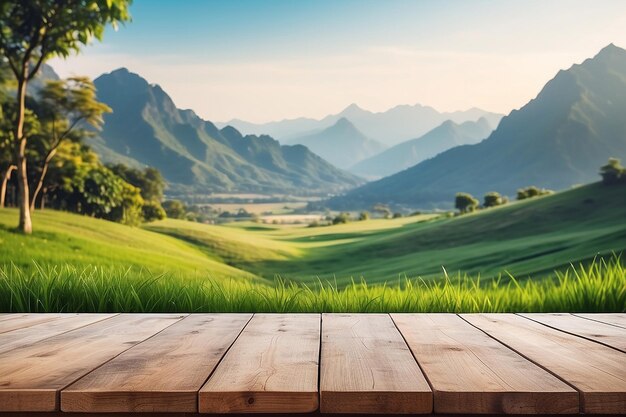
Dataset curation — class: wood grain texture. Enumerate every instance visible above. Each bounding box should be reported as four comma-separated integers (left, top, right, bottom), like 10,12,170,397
61,314,251,413
320,314,432,414
199,314,320,413
0,314,184,412
0,314,116,354
574,313,626,329
520,313,626,352
392,314,578,414
463,313,626,414
0,313,69,334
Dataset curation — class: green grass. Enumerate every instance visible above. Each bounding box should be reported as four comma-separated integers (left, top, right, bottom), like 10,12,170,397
0,182,625,312
1,257,624,312
146,183,626,285
0,208,255,280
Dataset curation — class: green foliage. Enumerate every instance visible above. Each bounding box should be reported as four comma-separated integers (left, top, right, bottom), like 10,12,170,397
455,192,479,214
483,191,505,208
141,201,166,223
517,186,554,200
1,257,624,313
0,0,131,79
108,163,166,221
332,212,351,225
41,142,144,225
162,199,186,219
600,157,626,185
358,211,370,221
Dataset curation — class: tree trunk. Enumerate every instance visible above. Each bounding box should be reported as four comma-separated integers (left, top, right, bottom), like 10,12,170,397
14,72,32,233
1,165,17,209
31,148,56,212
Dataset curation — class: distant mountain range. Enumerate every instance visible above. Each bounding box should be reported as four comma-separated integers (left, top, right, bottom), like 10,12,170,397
351,117,493,178
286,118,386,169
89,68,362,195
327,44,626,210
220,103,503,146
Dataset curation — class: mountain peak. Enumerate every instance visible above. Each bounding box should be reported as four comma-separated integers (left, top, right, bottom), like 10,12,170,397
598,43,623,55
333,117,355,129
344,103,362,111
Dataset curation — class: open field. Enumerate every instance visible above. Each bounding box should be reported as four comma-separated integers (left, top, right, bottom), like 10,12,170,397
2,183,626,286
148,183,626,285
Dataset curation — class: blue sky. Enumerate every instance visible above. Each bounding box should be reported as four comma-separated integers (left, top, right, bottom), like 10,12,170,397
50,0,626,122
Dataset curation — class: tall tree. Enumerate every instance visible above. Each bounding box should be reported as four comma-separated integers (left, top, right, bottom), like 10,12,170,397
30,77,110,210
0,0,131,233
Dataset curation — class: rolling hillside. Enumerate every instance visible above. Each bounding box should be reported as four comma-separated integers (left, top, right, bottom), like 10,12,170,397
329,44,626,209
287,118,386,169
3,182,624,286
351,118,493,178
90,68,362,195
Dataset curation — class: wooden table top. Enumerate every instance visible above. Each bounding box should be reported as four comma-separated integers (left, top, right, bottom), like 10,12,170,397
0,313,624,415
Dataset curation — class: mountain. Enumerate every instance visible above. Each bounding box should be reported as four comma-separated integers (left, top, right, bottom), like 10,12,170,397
327,44,626,210
286,118,386,169
351,117,493,178
91,68,362,195
220,104,503,146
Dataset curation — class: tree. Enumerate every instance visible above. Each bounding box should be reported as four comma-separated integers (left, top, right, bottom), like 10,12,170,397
162,200,186,219
358,211,370,221
455,192,479,214
0,0,131,233
483,191,504,208
600,157,625,185
332,212,351,225
30,77,111,210
108,164,166,221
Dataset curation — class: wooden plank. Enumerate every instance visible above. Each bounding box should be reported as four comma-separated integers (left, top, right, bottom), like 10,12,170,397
520,313,626,352
320,314,432,414
463,313,626,414
199,314,320,413
392,314,578,414
0,314,117,354
574,313,626,329
0,313,184,412
61,314,251,413
0,313,70,334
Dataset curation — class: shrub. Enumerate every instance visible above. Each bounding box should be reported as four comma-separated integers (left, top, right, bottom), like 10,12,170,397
455,192,479,214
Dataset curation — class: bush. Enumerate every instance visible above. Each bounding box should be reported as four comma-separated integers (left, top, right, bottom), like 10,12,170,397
483,191,505,208
600,157,626,185
358,211,370,221
162,200,186,219
517,186,554,200
142,201,166,223
332,212,351,225
455,192,479,214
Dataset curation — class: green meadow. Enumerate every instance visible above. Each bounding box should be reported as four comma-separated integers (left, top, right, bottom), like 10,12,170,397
0,182,625,312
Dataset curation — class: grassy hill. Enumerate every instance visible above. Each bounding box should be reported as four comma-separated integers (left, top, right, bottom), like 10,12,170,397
146,183,626,285
1,182,624,312
0,209,255,280
1,182,625,287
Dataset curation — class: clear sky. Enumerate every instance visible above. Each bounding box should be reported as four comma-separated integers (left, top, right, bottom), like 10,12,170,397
49,0,626,123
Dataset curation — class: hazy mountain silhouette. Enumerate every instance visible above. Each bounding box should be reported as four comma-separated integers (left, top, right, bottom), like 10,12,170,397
286,118,386,169
220,103,503,146
91,68,362,195
351,118,493,178
328,44,626,209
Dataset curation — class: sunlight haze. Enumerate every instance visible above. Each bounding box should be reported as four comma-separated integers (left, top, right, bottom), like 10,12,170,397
49,0,626,123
